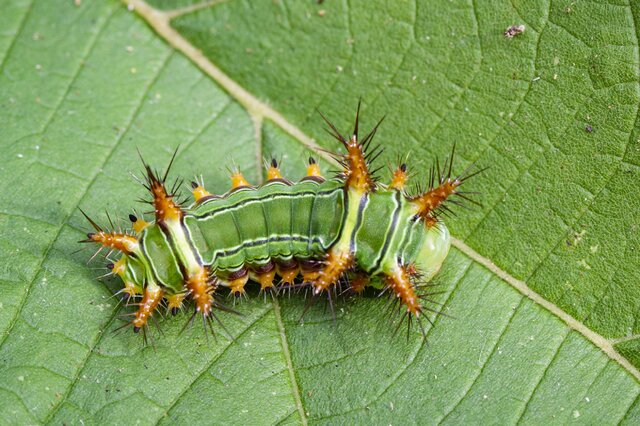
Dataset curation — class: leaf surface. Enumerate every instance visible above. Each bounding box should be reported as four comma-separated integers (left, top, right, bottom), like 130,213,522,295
0,0,639,424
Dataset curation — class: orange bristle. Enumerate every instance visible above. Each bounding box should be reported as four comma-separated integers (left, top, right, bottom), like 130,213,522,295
410,179,460,223
344,136,375,192
350,273,369,293
88,232,138,255
319,101,381,193
385,266,420,316
138,149,183,223
132,286,164,332
409,143,485,226
390,163,408,190
312,249,354,294
150,178,182,222
187,267,214,315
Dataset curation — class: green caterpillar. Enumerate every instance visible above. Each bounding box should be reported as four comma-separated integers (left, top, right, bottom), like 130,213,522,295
83,104,479,339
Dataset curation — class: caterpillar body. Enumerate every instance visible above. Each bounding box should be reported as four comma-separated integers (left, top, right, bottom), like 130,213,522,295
82,104,479,339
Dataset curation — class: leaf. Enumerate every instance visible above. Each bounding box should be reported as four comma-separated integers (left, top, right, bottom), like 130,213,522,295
0,0,638,424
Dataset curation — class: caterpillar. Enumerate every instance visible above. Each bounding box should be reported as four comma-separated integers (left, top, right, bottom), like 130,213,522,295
81,103,481,341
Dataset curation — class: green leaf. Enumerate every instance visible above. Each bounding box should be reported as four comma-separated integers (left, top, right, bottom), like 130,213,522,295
0,0,639,424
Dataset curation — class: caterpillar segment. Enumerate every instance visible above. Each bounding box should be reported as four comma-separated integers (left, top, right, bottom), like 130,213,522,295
347,272,369,294
310,100,379,297
82,103,481,340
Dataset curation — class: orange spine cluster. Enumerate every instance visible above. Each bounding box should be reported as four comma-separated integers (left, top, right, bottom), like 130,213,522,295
344,136,376,193
89,232,138,255
390,164,408,191
133,286,164,332
186,267,215,316
150,179,182,222
411,179,460,223
312,249,354,294
349,273,369,294
386,266,420,315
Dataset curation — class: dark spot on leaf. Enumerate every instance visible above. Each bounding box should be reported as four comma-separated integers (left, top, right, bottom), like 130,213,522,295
504,25,525,38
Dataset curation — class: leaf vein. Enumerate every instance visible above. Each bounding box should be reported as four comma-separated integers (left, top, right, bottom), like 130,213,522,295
0,5,118,353
40,48,177,424
0,0,34,72
437,297,523,424
312,260,471,422
273,298,308,426
464,0,551,238
514,329,570,424
159,307,273,421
